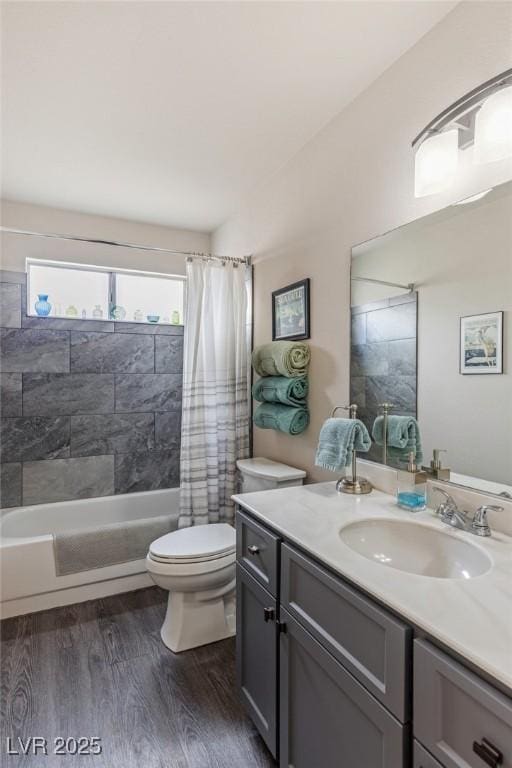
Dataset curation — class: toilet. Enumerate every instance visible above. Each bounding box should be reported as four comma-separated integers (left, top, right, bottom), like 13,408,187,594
146,523,236,653
147,458,305,653
236,457,307,492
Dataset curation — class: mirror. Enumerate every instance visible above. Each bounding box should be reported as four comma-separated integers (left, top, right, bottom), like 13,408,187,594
350,181,511,499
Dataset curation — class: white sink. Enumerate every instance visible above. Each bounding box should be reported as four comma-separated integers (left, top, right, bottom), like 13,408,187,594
339,519,492,579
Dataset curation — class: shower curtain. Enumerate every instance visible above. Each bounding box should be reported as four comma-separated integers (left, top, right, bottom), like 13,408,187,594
178,258,250,527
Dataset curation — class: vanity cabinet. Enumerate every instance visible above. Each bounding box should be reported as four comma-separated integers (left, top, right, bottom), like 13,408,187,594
235,508,512,768
279,608,408,767
414,640,512,768
236,563,278,758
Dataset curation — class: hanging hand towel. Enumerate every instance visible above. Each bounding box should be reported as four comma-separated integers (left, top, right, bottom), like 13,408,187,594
252,341,310,378
372,415,423,464
252,376,308,407
315,418,371,471
253,402,309,435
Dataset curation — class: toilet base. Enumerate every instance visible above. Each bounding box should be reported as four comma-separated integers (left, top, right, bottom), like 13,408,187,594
160,584,236,653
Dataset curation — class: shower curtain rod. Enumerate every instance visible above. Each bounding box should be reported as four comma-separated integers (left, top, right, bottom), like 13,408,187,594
351,275,415,292
0,226,251,265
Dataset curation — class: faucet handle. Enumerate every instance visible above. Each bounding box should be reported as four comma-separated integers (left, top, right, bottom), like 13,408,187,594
471,505,503,537
433,486,456,507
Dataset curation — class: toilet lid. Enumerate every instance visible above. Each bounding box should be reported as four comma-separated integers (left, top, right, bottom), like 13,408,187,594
149,523,235,563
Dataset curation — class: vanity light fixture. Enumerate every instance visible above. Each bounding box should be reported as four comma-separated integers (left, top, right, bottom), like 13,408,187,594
413,69,512,197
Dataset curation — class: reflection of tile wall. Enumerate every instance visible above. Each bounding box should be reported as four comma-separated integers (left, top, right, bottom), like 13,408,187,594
350,292,417,465
0,270,183,508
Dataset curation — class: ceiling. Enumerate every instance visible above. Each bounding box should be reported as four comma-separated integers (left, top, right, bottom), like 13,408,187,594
1,1,456,233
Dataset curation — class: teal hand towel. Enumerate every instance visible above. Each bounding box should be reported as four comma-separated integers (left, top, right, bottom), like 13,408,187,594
253,403,309,435
315,418,371,471
372,415,423,464
252,341,310,378
252,376,308,406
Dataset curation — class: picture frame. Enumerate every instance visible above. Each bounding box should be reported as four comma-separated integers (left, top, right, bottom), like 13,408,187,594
272,278,310,341
460,311,503,374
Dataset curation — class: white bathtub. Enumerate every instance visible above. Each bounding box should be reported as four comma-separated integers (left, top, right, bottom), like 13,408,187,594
0,488,180,619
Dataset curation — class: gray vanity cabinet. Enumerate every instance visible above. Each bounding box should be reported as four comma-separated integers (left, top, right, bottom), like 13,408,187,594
236,563,278,758
414,640,512,768
281,543,411,721
279,608,408,768
414,741,444,768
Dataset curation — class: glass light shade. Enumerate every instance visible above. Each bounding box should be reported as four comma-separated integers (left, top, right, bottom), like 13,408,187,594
474,86,512,164
414,129,459,197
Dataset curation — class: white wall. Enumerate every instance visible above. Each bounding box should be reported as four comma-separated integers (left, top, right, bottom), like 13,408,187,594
352,184,512,484
213,1,512,482
0,199,210,276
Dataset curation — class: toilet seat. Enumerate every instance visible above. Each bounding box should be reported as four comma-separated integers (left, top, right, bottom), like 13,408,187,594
148,523,235,567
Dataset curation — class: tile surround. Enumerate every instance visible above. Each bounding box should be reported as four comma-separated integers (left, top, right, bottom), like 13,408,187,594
23,455,115,506
350,293,418,469
0,271,184,506
70,331,155,373
0,328,70,373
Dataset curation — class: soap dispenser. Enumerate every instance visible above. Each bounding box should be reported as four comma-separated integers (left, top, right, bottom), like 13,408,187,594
396,452,427,512
423,448,451,481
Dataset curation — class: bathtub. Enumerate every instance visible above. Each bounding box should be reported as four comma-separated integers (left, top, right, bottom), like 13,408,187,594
0,488,179,619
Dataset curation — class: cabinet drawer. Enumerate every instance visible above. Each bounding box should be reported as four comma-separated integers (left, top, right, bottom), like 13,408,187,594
281,543,411,721
414,639,512,768
236,509,280,596
236,564,277,758
414,741,444,768
279,609,408,768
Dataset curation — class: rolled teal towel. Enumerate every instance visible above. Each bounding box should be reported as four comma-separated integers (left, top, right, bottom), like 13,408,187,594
372,415,423,464
253,403,309,435
252,341,310,378
252,376,308,407
315,418,371,471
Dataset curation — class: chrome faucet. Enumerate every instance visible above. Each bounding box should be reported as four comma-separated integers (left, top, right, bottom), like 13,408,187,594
433,487,503,537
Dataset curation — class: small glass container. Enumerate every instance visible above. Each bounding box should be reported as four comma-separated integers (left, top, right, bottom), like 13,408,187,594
396,452,427,512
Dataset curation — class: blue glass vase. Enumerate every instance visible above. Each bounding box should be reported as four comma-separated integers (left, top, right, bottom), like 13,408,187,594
34,294,52,317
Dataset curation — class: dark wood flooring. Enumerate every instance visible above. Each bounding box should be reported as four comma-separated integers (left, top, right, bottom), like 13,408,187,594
0,587,276,768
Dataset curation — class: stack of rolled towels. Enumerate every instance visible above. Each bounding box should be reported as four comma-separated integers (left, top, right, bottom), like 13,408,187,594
252,341,310,435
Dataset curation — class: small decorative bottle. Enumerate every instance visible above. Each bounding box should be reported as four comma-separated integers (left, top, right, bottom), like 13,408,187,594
92,305,103,319
34,294,52,316
396,452,427,512
133,309,143,322
65,304,78,317
171,310,180,325
81,309,87,319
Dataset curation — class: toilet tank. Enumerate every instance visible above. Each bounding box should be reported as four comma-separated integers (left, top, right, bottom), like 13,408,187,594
236,457,306,493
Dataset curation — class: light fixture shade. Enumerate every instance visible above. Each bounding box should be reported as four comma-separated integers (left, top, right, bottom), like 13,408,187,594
414,129,459,197
474,85,512,164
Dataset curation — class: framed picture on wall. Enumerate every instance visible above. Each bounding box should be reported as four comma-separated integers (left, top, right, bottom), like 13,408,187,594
460,311,503,374
272,278,310,341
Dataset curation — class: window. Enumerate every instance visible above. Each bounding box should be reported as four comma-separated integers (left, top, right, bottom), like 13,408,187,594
27,259,185,325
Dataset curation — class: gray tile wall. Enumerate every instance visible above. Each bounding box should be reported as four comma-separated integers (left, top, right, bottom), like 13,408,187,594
0,270,183,507
350,292,418,467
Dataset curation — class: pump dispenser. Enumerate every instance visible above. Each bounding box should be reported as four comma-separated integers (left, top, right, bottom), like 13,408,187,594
396,452,427,511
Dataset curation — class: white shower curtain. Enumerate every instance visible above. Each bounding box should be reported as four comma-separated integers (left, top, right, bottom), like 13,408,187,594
178,258,250,527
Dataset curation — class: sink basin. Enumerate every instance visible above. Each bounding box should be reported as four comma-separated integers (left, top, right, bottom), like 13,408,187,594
339,519,492,579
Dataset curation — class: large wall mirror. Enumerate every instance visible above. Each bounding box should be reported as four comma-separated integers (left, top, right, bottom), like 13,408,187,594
351,180,511,499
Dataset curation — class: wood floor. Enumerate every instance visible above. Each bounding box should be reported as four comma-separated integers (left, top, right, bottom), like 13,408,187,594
0,587,276,768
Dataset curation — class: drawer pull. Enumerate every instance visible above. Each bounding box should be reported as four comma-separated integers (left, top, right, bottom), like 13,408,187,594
473,738,503,767
263,607,275,622
247,544,260,555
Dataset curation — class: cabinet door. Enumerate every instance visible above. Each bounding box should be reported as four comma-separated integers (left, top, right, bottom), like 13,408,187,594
414,640,512,768
236,563,278,759
279,609,408,768
281,542,411,721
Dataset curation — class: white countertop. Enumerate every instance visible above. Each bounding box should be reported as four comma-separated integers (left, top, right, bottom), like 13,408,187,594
233,482,512,693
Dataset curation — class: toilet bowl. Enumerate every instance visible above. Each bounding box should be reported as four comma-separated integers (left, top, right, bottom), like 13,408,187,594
146,523,236,653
